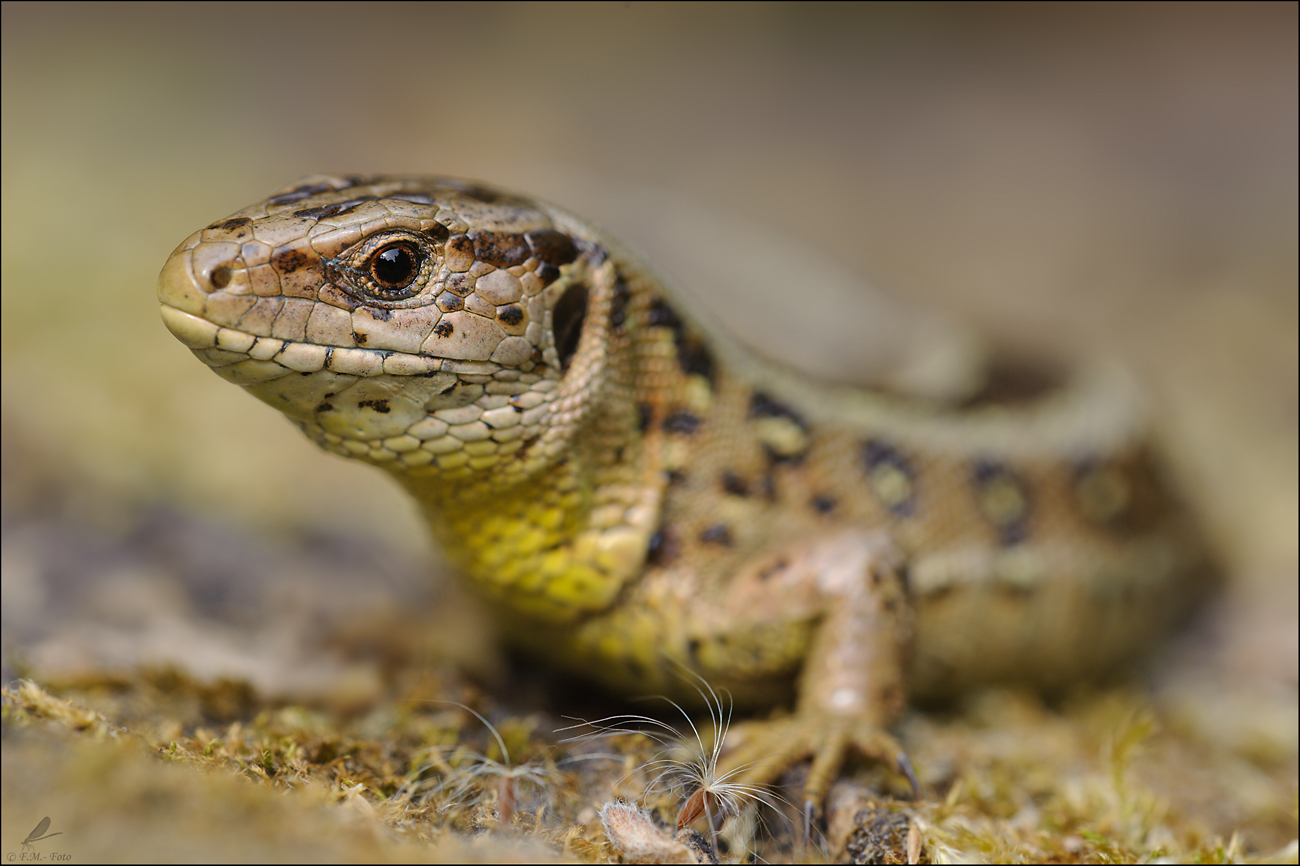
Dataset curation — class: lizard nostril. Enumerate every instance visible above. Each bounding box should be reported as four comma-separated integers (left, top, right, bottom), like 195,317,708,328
209,266,233,289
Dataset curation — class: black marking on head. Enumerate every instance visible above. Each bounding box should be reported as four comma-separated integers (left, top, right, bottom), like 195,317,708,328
811,494,836,514
353,331,368,345
444,273,475,297
267,178,364,207
524,229,579,267
357,399,391,413
446,233,474,259
498,304,524,326
457,183,508,205
535,262,561,286
552,281,588,371
574,237,608,266
215,216,252,231
315,401,334,413
699,524,733,546
663,411,702,435
293,196,381,220
972,458,1031,546
862,439,917,517
637,403,654,432
390,192,438,206
432,320,454,338
470,230,530,268
437,292,464,312
666,469,688,487
420,222,451,242
272,248,312,275
721,471,750,497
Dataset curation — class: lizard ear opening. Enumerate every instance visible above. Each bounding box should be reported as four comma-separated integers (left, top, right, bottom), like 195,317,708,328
552,280,588,371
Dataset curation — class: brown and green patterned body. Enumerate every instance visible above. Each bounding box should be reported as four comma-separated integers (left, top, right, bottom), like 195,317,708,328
158,174,1214,802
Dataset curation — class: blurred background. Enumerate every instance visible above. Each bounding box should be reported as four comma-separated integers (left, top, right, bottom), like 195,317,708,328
2,1,1295,857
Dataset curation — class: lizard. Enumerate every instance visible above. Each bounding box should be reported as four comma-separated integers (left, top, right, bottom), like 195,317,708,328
156,173,1216,816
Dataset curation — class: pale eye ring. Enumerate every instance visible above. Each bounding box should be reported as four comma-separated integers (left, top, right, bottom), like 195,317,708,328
334,232,439,304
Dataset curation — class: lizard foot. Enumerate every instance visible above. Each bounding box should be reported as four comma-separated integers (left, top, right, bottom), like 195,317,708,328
719,712,920,831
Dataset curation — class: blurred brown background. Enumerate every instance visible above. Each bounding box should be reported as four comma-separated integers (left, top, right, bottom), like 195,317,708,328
2,2,1295,859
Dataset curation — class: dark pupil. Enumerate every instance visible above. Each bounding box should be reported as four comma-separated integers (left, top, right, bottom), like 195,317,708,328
371,244,418,289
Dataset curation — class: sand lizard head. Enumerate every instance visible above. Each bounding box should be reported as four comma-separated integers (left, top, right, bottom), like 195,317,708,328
158,174,616,482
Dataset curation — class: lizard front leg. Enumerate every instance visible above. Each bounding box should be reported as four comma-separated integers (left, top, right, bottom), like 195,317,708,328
708,532,919,821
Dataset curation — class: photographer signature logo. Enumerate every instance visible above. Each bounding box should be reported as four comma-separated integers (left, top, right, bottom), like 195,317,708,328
21,817,62,853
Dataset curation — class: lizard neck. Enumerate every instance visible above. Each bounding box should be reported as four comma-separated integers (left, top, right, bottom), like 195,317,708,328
390,317,665,625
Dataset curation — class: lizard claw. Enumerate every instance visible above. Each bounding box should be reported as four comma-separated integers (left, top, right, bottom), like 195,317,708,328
896,749,921,800
719,713,916,828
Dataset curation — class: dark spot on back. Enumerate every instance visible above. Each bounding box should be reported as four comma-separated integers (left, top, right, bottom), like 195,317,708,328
663,412,702,435
699,524,733,546
647,297,683,330
721,471,749,497
861,439,917,517
610,273,630,330
353,332,368,345
749,391,806,427
498,305,524,326
646,526,680,566
432,320,454,338
811,494,836,513
470,230,530,268
677,338,715,383
971,458,1032,546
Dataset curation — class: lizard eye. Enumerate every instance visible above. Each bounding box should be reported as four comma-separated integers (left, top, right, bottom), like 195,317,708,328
367,242,422,295
333,232,439,304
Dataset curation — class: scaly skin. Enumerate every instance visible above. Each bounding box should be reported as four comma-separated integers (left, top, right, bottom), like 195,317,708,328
157,174,1215,810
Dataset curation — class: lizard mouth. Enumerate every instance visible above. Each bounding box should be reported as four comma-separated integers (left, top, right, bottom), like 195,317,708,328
159,303,453,384
158,303,497,443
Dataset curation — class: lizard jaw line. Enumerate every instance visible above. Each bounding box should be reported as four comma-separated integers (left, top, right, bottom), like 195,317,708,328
158,303,502,383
